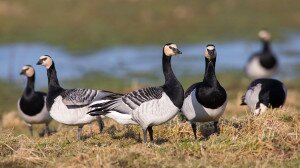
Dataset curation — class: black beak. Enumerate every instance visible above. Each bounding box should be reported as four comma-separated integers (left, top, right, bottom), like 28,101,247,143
174,48,182,54
208,49,215,56
36,59,43,65
20,69,26,75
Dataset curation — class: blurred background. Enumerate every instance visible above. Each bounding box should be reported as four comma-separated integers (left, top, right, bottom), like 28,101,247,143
0,0,300,115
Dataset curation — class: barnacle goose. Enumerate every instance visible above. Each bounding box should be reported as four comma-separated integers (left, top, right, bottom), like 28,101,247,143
36,55,121,140
181,44,227,140
88,43,184,143
241,78,287,116
17,65,52,136
245,30,278,79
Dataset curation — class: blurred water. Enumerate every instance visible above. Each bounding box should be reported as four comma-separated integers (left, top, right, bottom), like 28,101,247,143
1,33,300,87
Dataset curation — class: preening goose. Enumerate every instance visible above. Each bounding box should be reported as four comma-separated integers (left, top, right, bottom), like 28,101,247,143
181,44,227,140
36,55,122,140
245,30,278,79
17,65,52,136
88,43,184,143
241,78,287,115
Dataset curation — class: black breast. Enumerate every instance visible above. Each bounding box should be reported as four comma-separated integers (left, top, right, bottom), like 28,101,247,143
46,88,64,111
256,79,286,108
259,53,277,69
19,92,46,116
162,82,184,109
195,83,227,109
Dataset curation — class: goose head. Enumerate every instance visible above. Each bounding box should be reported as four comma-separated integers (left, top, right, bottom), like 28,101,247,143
258,29,271,42
204,44,217,61
20,65,35,77
36,55,53,69
253,103,268,116
163,43,182,56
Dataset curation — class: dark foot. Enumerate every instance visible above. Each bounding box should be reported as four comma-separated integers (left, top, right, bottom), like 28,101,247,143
28,125,33,137
147,126,154,142
39,123,53,137
96,116,105,134
213,121,220,135
143,128,147,143
191,123,197,140
77,125,84,140
45,123,51,136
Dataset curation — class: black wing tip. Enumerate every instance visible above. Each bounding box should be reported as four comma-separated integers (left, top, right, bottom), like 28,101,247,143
89,104,100,108
240,95,247,106
240,102,247,106
88,110,110,116
87,109,101,116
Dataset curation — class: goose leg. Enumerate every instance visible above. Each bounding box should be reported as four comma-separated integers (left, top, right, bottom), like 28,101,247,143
45,123,51,136
77,125,84,140
89,124,93,136
28,124,33,137
147,126,154,142
96,116,105,133
142,128,147,143
191,123,197,140
214,121,219,134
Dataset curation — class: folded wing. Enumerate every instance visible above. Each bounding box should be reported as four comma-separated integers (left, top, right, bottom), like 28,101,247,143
88,87,164,115
61,88,122,108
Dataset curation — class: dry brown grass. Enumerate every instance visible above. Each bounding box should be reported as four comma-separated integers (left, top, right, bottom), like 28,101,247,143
0,104,299,167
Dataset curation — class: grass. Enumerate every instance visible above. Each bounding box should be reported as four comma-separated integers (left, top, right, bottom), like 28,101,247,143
0,81,21,115
0,0,300,52
0,71,299,167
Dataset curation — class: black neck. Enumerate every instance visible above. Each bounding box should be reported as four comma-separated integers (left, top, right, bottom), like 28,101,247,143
47,62,63,92
162,53,184,108
24,74,35,96
203,60,218,86
262,40,271,53
163,55,176,85
204,57,216,74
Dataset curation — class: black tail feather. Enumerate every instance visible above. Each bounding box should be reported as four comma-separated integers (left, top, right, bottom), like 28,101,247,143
89,103,104,108
88,98,120,117
240,95,247,105
87,108,109,116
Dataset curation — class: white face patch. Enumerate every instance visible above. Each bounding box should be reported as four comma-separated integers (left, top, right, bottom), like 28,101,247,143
258,30,271,41
21,66,34,77
204,46,217,59
39,55,53,69
253,103,268,116
164,44,178,56
22,66,29,71
206,45,215,50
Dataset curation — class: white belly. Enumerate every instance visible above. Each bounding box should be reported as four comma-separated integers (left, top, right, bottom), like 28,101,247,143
181,90,227,122
246,57,276,79
50,96,96,125
132,93,179,129
17,98,52,124
106,111,138,125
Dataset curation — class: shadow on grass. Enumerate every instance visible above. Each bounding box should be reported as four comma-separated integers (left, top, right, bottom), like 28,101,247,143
106,125,170,145
107,125,141,143
196,119,243,140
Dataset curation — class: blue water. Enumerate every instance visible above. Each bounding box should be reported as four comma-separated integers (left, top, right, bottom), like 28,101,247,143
1,33,300,87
